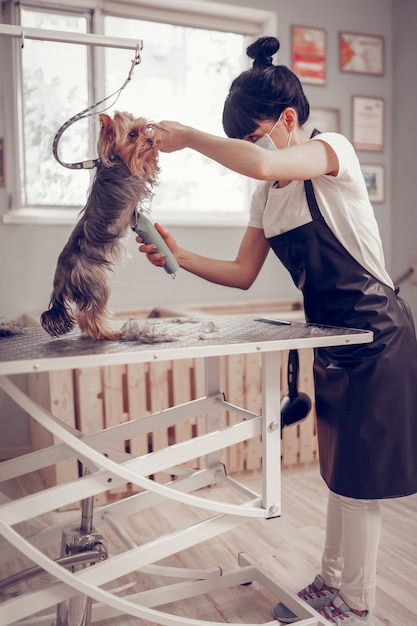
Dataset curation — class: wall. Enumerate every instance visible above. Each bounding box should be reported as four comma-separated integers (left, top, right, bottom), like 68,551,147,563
391,0,417,315
2,0,415,449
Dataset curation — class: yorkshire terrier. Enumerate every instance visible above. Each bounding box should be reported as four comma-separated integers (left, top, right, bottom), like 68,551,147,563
41,111,159,341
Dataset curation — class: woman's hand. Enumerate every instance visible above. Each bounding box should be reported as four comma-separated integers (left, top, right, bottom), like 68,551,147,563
136,223,178,269
153,121,191,153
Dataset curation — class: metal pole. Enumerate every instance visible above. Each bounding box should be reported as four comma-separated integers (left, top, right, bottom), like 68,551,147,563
54,469,108,626
0,23,142,52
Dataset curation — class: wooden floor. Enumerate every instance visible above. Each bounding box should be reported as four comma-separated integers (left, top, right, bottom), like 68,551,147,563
1,463,417,625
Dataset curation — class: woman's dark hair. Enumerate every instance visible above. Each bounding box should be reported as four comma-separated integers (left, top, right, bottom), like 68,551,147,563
222,36,310,139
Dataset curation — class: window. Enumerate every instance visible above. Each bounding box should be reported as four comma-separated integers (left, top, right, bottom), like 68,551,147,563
19,7,92,207
1,1,276,225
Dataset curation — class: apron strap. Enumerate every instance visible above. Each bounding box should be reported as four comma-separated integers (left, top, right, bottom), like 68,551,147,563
304,179,323,221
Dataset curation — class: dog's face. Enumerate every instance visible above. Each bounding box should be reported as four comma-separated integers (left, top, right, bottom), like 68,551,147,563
98,111,159,178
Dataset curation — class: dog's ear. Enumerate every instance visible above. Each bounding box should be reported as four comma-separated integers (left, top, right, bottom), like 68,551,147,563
99,113,115,141
98,114,116,163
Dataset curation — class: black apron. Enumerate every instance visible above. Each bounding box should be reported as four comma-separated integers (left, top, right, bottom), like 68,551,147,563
268,179,417,499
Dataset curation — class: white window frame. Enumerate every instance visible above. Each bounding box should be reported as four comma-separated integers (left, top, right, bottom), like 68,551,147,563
1,0,277,226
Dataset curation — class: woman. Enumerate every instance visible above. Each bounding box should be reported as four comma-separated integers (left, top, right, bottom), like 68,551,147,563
138,37,417,625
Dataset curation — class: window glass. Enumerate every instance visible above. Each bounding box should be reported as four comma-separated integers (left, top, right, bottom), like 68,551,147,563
20,8,90,206
104,16,250,221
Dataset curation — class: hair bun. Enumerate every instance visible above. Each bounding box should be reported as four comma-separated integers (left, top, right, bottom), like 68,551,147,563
247,36,280,67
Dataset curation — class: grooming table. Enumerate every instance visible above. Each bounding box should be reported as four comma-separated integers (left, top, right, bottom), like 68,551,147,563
0,316,372,626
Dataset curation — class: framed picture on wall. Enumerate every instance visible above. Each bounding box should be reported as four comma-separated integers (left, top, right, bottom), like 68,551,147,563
339,32,384,76
304,107,340,138
292,25,326,85
361,164,385,203
352,96,384,151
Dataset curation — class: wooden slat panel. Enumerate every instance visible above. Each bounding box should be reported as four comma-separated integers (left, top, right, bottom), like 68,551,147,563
48,370,78,484
147,360,170,483
74,367,107,505
298,349,318,464
244,352,262,471
102,365,128,451
171,359,195,469
28,372,54,470
75,368,105,435
225,353,246,473
192,357,207,469
281,420,300,464
28,370,78,488
102,365,129,498
219,355,228,468
126,362,149,459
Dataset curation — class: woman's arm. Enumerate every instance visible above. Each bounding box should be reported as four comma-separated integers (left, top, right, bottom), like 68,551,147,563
138,224,270,290
154,122,338,181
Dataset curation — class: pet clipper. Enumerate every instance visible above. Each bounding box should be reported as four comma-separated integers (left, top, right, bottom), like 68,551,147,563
132,210,179,277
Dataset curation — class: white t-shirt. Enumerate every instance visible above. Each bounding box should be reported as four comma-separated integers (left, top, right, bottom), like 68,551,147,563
248,132,394,289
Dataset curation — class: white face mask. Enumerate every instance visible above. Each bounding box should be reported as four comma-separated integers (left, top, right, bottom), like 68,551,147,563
255,114,282,151
255,133,278,151
255,112,292,151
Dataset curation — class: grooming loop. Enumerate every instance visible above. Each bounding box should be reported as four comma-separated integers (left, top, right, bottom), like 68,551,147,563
52,43,143,170
0,318,372,626
128,44,142,80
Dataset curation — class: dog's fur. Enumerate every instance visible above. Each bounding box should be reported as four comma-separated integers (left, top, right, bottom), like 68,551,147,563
41,111,159,341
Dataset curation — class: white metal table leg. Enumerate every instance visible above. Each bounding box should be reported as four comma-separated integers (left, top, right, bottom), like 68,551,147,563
261,351,282,517
204,356,223,468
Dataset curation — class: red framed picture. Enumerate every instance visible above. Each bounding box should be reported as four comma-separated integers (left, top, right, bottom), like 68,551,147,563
340,32,384,76
292,26,326,85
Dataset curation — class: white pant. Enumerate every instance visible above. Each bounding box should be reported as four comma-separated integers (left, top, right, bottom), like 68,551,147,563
321,490,382,611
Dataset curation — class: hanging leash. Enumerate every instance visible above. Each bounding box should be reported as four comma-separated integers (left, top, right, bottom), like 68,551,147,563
52,44,142,170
